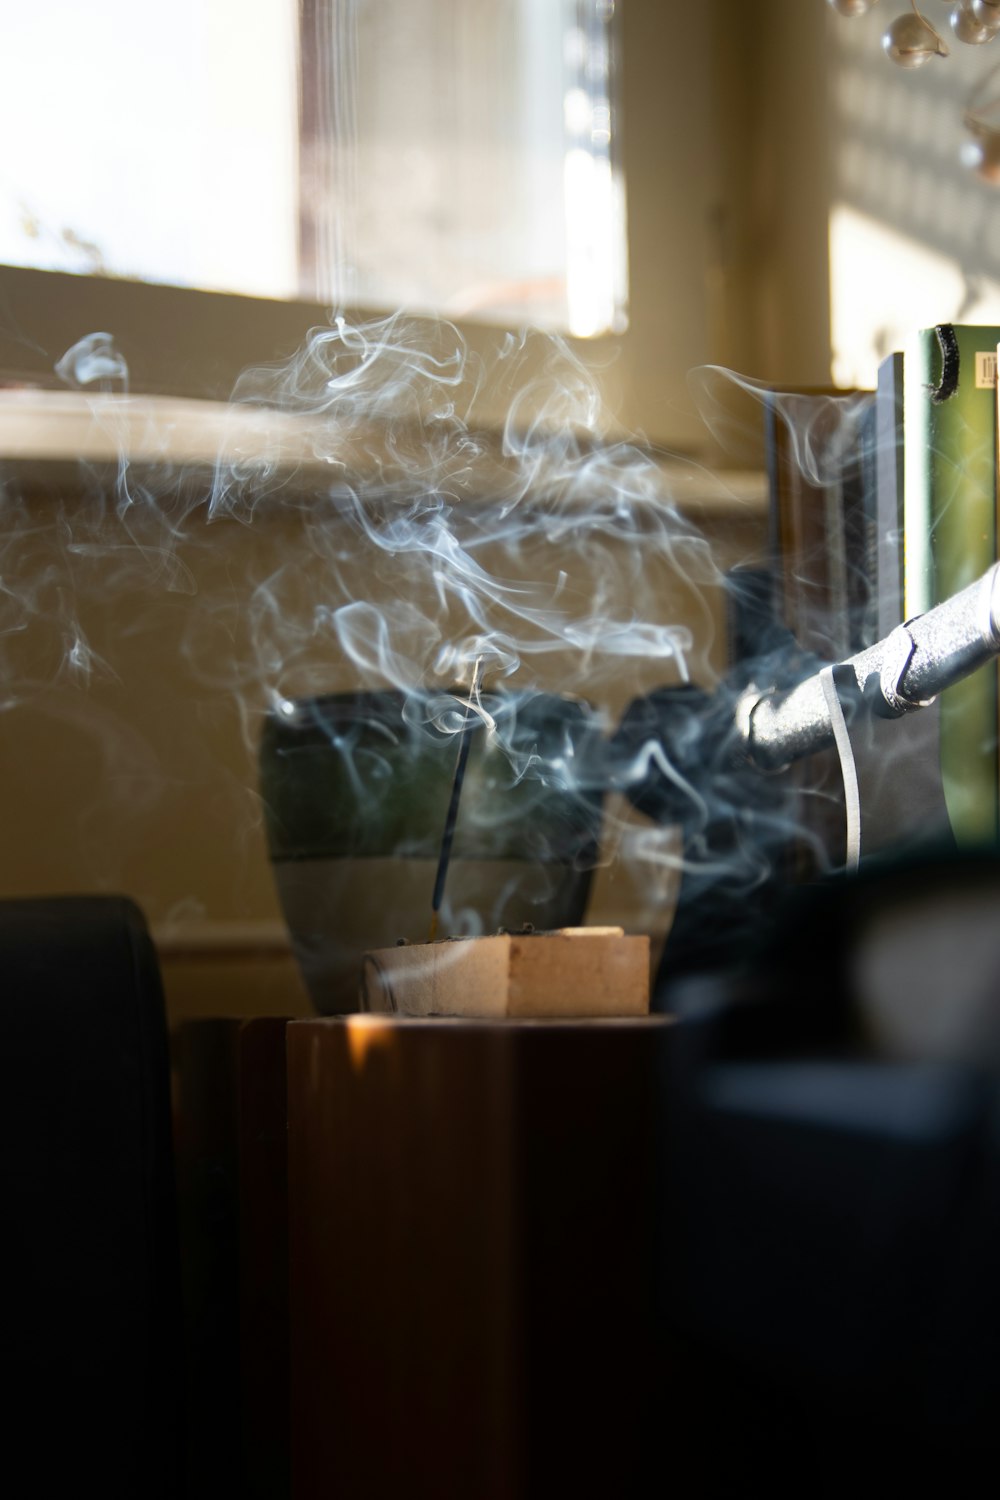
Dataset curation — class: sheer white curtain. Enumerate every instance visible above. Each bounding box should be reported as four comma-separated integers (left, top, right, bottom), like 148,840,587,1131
302,0,626,334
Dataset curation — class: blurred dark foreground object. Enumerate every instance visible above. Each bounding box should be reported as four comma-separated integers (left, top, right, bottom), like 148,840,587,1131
610,679,804,991
171,1017,290,1500
0,896,183,1498
655,847,1000,1494
694,842,1000,1062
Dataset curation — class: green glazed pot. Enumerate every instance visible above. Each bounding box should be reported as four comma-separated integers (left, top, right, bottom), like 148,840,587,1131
259,688,605,1012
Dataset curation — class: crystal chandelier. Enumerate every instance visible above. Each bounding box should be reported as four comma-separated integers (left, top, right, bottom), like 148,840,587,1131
828,1,1000,181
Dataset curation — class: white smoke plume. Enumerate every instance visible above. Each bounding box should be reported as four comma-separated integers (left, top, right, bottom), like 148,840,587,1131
0,312,798,998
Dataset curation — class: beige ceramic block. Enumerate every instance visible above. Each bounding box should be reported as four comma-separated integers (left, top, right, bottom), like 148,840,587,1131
361,926,649,1018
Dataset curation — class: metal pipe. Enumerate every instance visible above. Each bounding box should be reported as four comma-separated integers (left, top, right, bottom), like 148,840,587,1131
741,564,1000,771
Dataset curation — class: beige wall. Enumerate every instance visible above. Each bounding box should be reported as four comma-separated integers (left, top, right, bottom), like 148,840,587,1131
616,1,834,442
714,0,833,388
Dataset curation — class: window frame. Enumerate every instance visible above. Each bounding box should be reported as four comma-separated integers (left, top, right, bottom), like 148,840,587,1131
0,3,830,453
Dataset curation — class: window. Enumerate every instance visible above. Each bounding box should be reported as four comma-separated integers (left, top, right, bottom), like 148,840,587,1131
1,0,626,336
0,0,300,300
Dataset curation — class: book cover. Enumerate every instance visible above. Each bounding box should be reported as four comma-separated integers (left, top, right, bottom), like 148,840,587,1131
875,350,905,640
763,387,865,661
841,390,879,653
903,323,1000,845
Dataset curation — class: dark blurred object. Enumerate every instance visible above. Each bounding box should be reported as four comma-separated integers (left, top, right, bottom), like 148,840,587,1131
608,564,838,993
706,844,1000,1063
611,682,793,990
0,896,183,1499
171,1017,290,1500
611,561,816,991
260,688,604,1012
654,849,1000,1494
172,1021,240,1500
723,564,787,667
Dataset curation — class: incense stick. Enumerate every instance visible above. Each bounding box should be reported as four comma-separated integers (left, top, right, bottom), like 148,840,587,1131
429,659,483,940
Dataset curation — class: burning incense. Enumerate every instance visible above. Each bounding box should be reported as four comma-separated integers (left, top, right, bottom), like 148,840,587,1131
429,659,484,940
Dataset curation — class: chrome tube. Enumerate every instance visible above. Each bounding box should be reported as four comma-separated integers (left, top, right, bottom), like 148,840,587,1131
741,564,1000,772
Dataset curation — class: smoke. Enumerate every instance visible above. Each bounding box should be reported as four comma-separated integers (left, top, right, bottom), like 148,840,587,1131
201,313,719,706
3,312,832,1002
55,331,129,391
690,363,874,491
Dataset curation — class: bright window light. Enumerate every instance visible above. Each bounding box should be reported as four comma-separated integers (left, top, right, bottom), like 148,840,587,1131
0,0,300,299
826,7,1000,385
830,203,1000,388
0,0,627,336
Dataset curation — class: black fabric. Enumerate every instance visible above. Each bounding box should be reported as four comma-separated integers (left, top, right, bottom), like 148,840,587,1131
0,896,183,1497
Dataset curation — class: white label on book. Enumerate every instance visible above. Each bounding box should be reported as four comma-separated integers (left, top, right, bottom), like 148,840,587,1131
975,351,998,389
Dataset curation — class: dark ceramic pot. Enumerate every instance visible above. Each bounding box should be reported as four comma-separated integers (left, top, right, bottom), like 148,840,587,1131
259,688,605,1012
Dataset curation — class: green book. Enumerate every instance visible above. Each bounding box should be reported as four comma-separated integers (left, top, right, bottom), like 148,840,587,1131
875,350,904,640
903,323,1000,845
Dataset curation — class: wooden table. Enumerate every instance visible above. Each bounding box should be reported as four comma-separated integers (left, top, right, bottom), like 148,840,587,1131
286,1016,672,1500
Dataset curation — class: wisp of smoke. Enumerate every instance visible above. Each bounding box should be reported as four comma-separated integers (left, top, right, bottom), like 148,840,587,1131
0,312,823,1000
